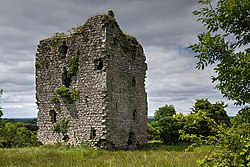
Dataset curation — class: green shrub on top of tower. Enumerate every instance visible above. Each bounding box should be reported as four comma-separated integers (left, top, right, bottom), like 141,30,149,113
45,32,68,47
120,33,137,53
125,33,137,44
71,25,84,34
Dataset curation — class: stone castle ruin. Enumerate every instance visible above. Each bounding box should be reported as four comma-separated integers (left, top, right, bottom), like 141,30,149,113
36,11,148,149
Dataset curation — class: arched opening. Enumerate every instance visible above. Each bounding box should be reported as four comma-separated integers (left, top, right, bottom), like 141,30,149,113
132,77,136,87
94,59,103,71
49,110,57,123
59,41,68,59
133,109,137,120
127,131,137,146
114,37,118,46
62,67,72,87
90,128,96,139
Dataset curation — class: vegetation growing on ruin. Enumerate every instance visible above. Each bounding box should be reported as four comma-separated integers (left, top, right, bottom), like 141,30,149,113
50,96,60,104
67,51,80,79
35,58,50,70
125,33,137,44
55,86,80,104
71,25,85,34
53,119,69,141
98,14,117,26
44,32,68,48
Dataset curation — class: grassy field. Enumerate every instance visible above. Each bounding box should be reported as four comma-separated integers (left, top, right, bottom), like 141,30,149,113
0,143,210,167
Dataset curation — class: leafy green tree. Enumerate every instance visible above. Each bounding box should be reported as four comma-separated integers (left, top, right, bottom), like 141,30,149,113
154,105,176,120
149,105,185,144
147,121,160,141
232,107,250,126
186,0,250,165
180,113,250,167
192,99,230,125
231,107,250,136
0,122,39,148
189,0,250,105
182,99,230,141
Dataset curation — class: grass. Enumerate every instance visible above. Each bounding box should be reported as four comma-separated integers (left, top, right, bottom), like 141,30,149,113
0,143,211,167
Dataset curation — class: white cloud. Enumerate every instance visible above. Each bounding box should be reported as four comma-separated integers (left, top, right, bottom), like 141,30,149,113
0,0,244,118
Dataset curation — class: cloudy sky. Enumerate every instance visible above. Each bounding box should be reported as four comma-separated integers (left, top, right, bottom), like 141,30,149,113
0,0,242,118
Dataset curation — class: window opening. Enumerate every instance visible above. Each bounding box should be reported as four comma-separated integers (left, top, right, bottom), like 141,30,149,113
114,37,118,46
132,77,136,87
90,128,96,138
127,131,137,146
59,41,68,58
62,67,72,87
49,110,57,123
133,109,137,120
94,59,103,70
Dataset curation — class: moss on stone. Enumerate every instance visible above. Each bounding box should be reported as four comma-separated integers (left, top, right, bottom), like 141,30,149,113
67,51,80,79
35,58,50,70
55,86,80,104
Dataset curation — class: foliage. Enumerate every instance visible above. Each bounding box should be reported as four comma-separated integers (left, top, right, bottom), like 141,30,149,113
48,32,68,46
55,86,80,104
154,104,176,120
180,112,250,167
192,99,230,125
189,0,250,105
35,58,50,70
67,51,79,79
121,33,137,53
53,119,69,141
50,96,59,104
0,122,39,148
231,107,250,135
148,105,186,144
148,100,229,144
125,33,137,44
147,122,160,141
71,25,84,34
231,106,250,126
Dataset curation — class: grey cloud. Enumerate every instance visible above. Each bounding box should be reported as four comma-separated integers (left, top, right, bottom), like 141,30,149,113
0,0,242,117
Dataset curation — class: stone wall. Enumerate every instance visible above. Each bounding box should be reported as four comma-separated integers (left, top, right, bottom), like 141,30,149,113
36,12,147,149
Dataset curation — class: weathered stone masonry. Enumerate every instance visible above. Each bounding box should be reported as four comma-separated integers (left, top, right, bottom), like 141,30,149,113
36,12,148,149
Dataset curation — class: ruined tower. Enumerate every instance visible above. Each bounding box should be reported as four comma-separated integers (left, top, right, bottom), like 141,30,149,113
36,11,147,149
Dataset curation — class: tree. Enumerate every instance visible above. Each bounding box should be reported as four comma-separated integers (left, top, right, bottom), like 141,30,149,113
189,0,250,105
182,99,230,138
180,114,250,167
150,105,185,144
154,105,176,120
192,99,230,125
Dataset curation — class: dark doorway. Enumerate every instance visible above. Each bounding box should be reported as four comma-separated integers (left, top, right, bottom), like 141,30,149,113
127,131,137,146
49,110,57,123
62,67,72,87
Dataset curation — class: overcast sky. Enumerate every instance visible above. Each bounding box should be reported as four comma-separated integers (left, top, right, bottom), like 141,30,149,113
0,0,243,118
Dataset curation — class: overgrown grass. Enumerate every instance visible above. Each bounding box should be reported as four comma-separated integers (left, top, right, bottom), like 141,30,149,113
0,144,210,167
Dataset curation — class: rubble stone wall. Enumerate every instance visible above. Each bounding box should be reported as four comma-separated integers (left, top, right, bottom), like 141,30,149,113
36,12,147,149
